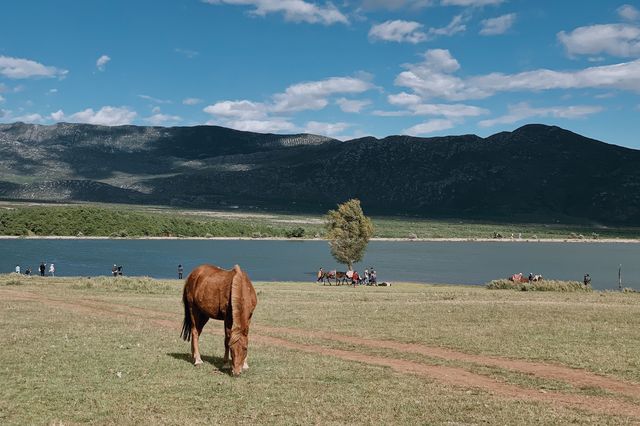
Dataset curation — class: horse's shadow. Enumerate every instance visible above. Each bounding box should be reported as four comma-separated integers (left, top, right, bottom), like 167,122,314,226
167,352,227,370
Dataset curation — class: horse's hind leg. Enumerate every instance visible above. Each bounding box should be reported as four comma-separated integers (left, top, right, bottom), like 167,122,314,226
191,310,208,366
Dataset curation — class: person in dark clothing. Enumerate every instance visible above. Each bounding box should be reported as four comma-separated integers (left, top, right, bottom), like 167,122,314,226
39,262,46,277
178,264,184,279
583,274,591,287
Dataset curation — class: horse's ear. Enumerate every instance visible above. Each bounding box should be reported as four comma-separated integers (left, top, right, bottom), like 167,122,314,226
230,265,257,346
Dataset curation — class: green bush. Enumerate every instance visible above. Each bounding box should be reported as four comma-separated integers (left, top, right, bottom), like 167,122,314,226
285,227,306,238
487,279,590,292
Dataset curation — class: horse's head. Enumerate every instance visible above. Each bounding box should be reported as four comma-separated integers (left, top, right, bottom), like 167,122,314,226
229,333,248,376
229,265,257,376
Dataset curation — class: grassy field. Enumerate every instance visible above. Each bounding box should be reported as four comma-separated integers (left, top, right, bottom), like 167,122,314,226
1,275,640,424
2,201,640,239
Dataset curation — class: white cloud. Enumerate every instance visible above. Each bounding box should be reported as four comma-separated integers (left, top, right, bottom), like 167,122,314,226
618,4,640,21
224,119,296,133
203,75,374,132
336,97,371,113
202,0,348,25
138,94,172,104
478,102,603,127
183,97,203,105
203,100,268,120
0,55,68,79
396,49,640,101
480,13,516,35
558,24,640,58
144,113,182,126
96,55,111,71
403,119,454,136
411,103,488,117
422,49,461,72
50,109,65,121
369,20,427,43
13,113,45,123
440,0,503,6
272,76,373,112
63,106,137,126
388,92,422,106
372,110,411,117
361,0,433,10
383,94,488,118
427,14,467,38
0,95,4,103
304,120,351,136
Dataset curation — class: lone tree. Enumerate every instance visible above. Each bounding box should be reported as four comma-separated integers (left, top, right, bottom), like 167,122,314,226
324,199,374,271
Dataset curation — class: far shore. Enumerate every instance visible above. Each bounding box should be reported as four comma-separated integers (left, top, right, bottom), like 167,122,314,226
0,235,639,243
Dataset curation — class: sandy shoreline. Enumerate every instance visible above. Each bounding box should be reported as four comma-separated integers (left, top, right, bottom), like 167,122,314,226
0,235,638,243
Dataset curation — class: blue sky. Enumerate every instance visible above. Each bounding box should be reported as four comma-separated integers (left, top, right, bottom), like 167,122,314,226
1,0,639,148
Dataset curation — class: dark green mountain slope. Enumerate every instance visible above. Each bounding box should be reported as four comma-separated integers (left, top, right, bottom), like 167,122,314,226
1,122,639,224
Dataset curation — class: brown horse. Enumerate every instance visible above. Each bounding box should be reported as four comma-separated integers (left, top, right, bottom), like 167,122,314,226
181,264,258,376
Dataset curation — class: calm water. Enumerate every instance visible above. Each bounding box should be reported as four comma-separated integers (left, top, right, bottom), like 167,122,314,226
1,239,638,290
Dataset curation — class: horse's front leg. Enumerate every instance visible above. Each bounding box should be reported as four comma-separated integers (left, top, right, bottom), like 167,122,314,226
223,318,232,370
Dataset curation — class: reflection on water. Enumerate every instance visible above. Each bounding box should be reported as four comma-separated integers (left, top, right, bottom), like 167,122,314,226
0,239,638,290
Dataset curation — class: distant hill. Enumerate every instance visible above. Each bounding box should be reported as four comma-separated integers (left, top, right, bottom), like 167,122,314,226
1,122,640,224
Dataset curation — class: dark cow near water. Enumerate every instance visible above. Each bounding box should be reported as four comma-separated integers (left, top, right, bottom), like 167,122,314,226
181,264,258,376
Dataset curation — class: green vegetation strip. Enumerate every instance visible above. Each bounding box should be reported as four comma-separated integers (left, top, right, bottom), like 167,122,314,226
1,275,640,424
3,202,640,239
0,206,303,238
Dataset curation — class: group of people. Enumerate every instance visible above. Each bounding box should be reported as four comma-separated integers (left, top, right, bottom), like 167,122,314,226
509,272,543,283
348,268,378,286
14,262,55,277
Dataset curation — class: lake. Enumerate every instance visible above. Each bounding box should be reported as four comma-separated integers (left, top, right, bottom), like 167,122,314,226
1,239,638,290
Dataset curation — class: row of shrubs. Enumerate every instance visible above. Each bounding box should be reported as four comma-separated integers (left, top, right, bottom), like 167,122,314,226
487,279,591,292
0,206,313,238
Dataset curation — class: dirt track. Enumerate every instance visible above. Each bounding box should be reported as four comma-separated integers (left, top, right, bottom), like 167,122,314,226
3,287,640,420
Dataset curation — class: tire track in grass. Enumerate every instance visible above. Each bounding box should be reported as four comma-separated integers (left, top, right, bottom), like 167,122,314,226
254,325,640,399
2,287,640,419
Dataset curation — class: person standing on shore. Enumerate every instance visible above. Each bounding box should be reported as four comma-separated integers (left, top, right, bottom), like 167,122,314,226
178,264,184,279
112,264,118,277
39,262,46,277
49,263,55,277
15,265,20,274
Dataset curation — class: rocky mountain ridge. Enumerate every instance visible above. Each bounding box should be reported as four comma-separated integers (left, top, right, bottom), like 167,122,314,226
1,122,639,224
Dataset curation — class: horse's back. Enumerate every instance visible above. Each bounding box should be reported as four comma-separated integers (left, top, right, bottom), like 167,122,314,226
184,264,234,319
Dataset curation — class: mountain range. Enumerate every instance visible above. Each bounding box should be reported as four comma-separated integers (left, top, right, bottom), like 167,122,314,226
1,122,639,224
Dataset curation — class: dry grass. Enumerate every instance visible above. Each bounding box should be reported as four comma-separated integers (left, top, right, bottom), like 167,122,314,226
1,275,639,424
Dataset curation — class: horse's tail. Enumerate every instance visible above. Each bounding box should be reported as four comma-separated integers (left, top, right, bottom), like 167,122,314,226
180,285,192,342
